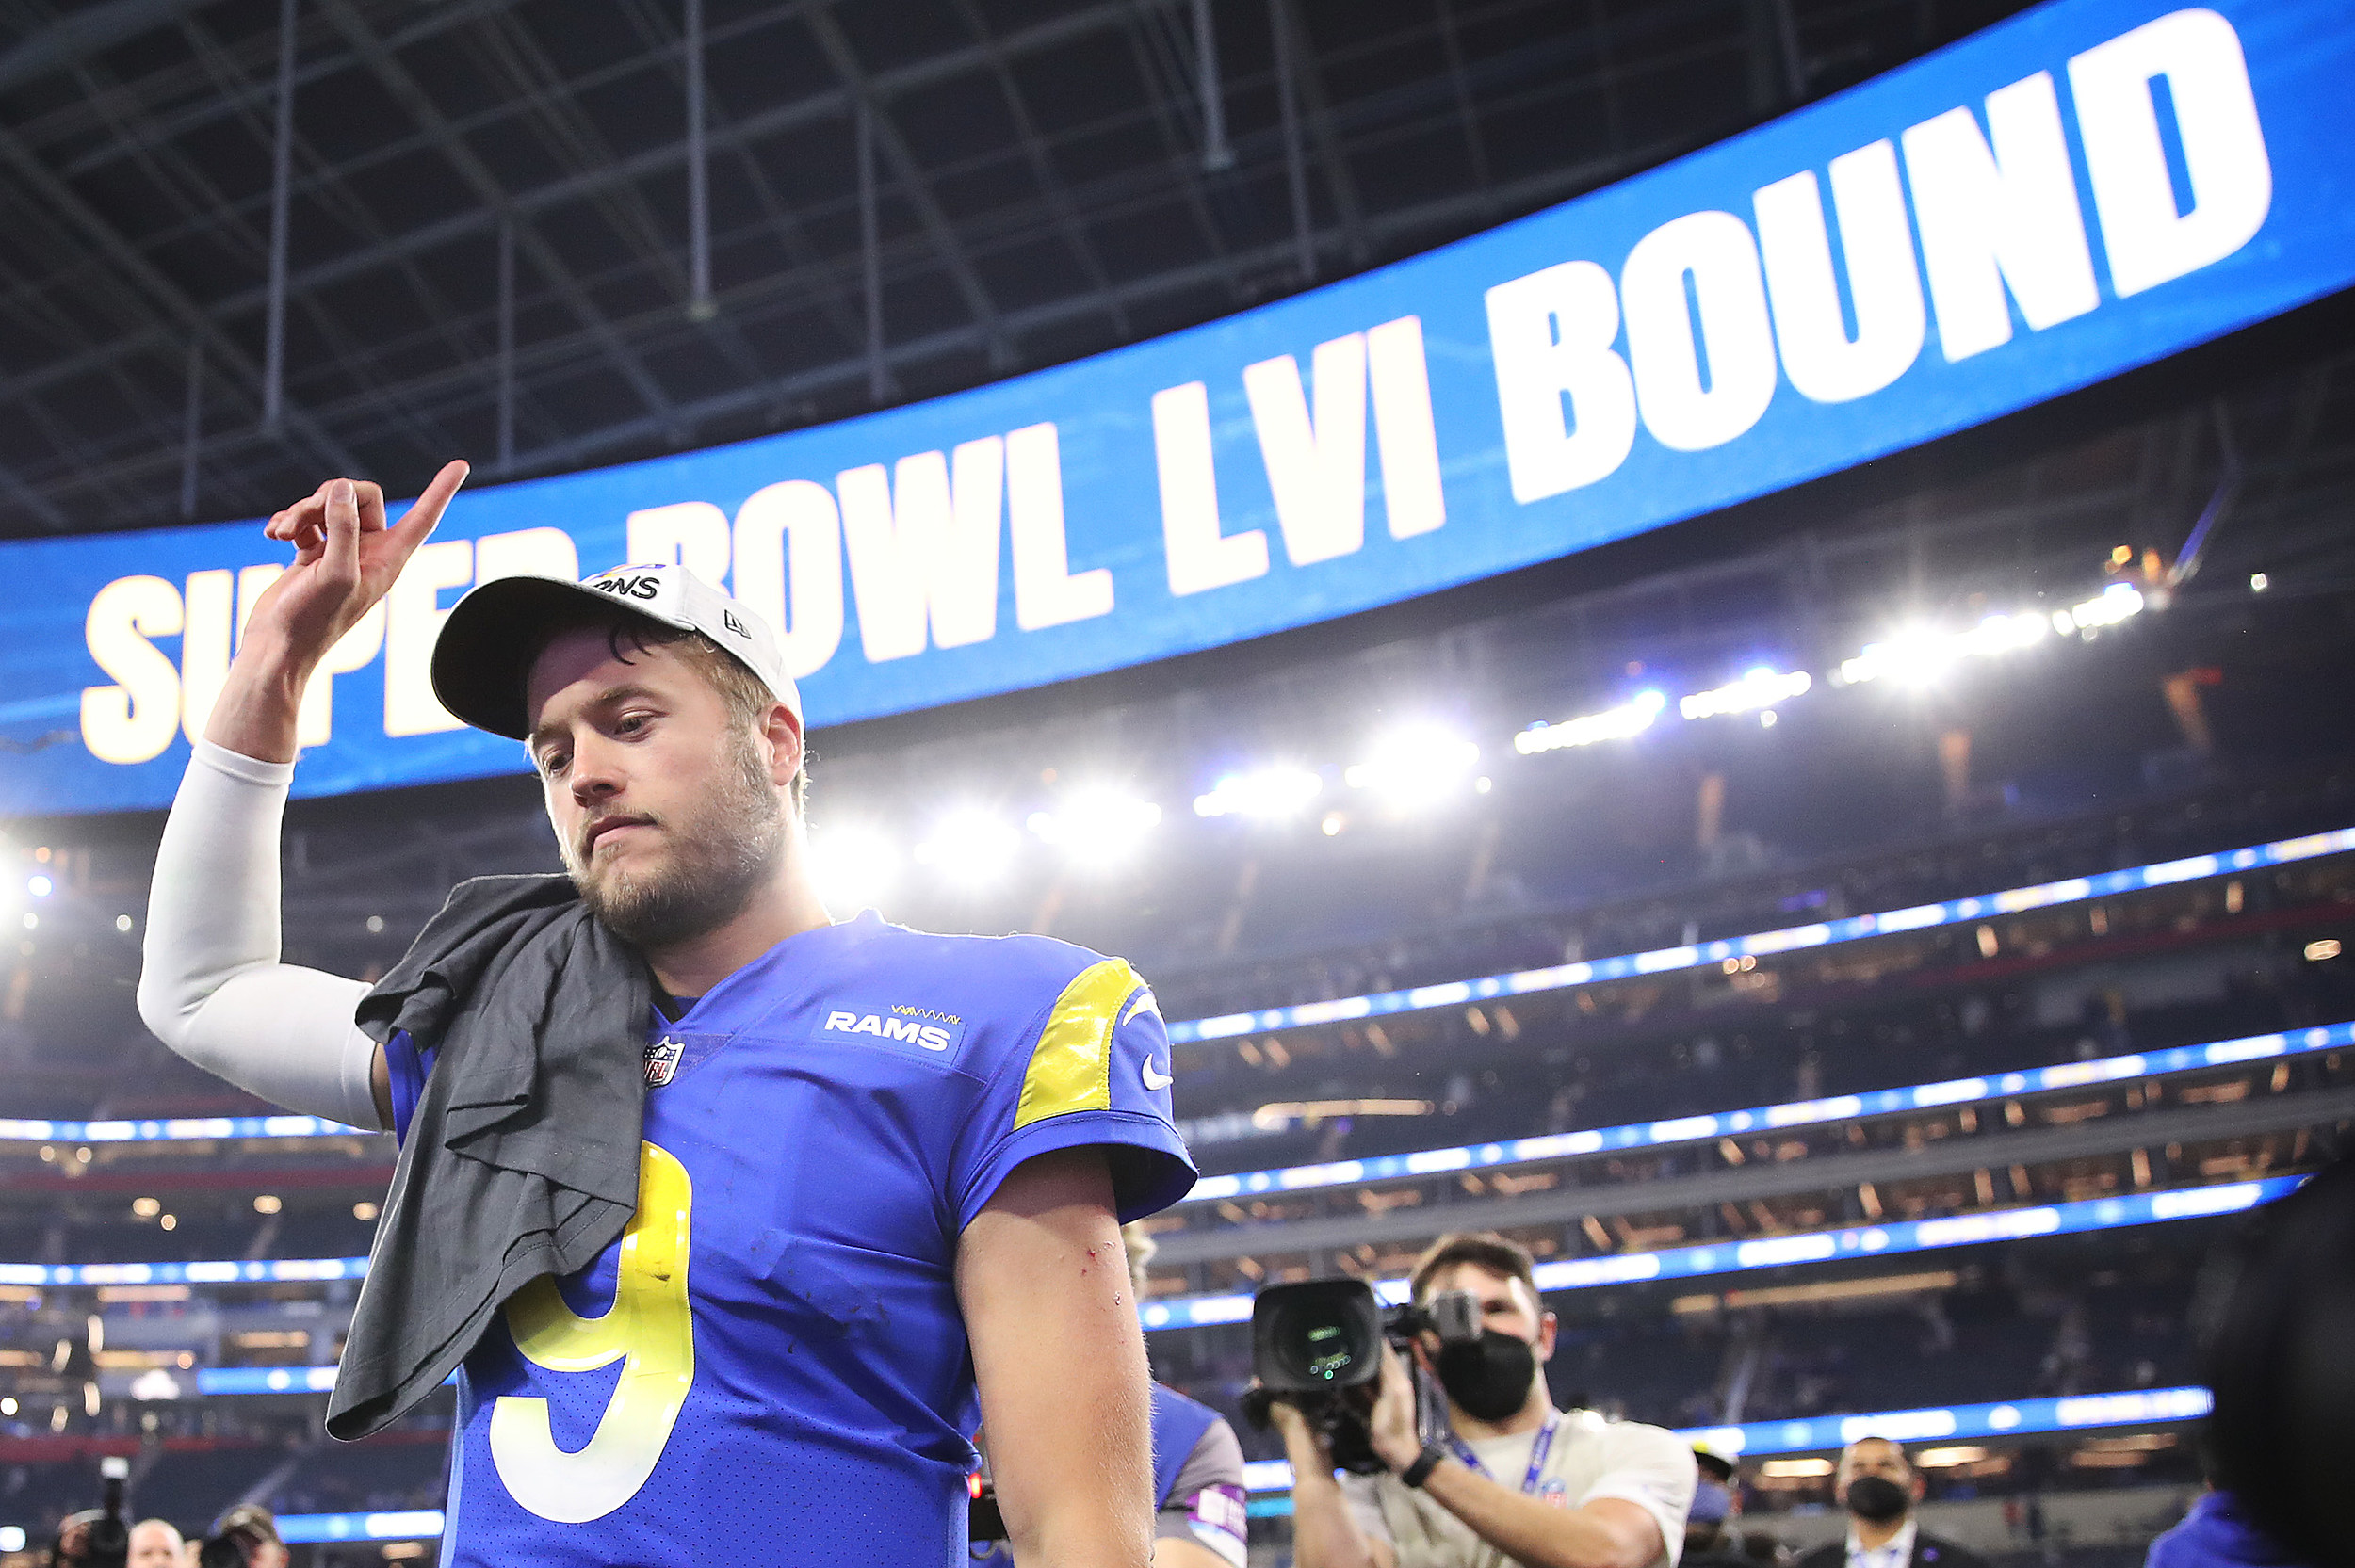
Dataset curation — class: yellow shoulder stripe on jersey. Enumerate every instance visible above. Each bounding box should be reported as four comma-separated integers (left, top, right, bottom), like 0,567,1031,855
1015,958,1142,1129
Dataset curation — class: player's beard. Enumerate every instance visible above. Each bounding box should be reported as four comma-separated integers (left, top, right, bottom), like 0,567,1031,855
563,729,786,952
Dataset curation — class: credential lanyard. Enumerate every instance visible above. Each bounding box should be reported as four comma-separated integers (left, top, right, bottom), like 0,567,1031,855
1444,1414,1560,1495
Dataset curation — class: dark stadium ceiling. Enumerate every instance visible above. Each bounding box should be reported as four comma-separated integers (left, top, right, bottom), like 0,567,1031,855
0,0,2053,538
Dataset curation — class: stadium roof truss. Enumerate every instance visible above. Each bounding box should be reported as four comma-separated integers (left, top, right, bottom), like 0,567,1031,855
0,0,2063,537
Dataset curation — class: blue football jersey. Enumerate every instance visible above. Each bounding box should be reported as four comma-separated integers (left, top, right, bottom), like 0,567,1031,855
386,911,1195,1567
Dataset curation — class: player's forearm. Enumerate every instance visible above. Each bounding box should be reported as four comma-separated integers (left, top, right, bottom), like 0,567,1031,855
203,627,314,765
1418,1464,1649,1568
1281,1430,1384,1568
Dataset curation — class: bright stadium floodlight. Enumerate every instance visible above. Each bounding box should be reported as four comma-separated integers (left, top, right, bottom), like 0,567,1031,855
808,823,902,911
2065,581,2146,631
1679,667,1811,719
1842,625,1944,686
1344,725,1480,809
1842,609,2048,687
1193,767,1324,820
913,809,1022,890
1028,788,1163,869
1514,690,1667,754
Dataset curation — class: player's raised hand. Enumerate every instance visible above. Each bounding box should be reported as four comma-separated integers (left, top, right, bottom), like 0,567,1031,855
244,460,469,671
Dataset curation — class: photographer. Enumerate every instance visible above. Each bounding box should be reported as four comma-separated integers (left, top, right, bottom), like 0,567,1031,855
1271,1233,1695,1568
193,1506,286,1568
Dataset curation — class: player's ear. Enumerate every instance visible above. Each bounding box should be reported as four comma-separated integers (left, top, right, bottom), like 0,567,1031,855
762,703,804,787
1536,1309,1558,1362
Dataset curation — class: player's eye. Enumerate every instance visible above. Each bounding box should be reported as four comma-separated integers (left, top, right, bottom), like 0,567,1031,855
614,712,652,736
539,751,569,777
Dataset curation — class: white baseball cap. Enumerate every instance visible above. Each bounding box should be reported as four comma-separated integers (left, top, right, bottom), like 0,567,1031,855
431,561,801,740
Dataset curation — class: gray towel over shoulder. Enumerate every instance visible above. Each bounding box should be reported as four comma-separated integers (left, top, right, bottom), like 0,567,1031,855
328,872,649,1441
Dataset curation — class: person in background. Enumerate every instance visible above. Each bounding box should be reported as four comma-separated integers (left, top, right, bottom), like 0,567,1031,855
198,1506,286,1568
1680,1449,1779,1568
1276,1230,1695,1568
125,1518,184,1568
1794,1440,1984,1568
2145,1487,2312,1568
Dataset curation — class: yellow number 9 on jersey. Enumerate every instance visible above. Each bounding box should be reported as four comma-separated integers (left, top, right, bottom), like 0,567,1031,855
489,1141,695,1523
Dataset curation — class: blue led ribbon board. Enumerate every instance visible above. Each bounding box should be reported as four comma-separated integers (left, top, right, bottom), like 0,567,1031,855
3,0,2351,813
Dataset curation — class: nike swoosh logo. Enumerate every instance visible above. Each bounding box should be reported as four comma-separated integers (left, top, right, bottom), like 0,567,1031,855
1141,1057,1175,1091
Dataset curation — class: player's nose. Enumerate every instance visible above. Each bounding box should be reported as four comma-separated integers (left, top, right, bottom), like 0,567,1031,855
566,734,627,805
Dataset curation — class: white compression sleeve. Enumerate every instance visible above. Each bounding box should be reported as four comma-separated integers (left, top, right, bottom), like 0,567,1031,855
137,739,383,1131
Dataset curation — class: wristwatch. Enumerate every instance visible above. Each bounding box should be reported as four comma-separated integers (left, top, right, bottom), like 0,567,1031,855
1399,1444,1447,1489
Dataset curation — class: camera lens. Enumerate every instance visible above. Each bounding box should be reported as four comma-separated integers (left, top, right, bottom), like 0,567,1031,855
1269,1300,1367,1384
1252,1278,1384,1395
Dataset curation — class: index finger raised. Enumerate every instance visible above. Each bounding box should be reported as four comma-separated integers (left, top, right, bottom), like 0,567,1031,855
388,460,471,546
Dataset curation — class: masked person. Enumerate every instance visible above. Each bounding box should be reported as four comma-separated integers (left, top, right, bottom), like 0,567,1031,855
1681,1449,1781,1568
136,471,1194,1567
1794,1440,1984,1568
1274,1232,1695,1568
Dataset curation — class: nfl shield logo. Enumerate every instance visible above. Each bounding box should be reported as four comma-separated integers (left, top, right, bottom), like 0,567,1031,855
643,1037,684,1088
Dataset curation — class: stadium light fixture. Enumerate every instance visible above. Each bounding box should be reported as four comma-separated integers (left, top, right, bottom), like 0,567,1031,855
2250,573,2269,591
25,875,51,898
808,822,903,911
1916,1446,1991,1468
1514,690,1667,754
2055,581,2145,634
1680,668,1811,720
1028,789,1162,868
1250,1098,1435,1129
1344,725,1480,809
1194,767,1324,820
1840,610,2047,687
913,810,1022,890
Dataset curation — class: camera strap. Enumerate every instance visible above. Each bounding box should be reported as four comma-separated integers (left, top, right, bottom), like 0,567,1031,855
1443,1413,1560,1495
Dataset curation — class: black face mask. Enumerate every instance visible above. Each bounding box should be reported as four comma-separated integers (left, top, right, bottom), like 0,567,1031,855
1845,1475,1911,1524
1435,1332,1537,1422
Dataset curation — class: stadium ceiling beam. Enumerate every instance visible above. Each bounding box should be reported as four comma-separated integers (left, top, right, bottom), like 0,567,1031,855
800,5,1016,373
39,0,525,181
14,48,1678,510
1277,2,1371,271
312,0,683,433
0,0,220,97
1147,1083,2355,1268
1432,0,1496,207
1113,13,1250,308
418,139,1694,479
0,0,1155,417
0,125,367,506
158,10,483,466
941,0,1133,341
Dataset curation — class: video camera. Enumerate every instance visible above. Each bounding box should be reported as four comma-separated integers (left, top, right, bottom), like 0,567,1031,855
1240,1279,1483,1472
50,1456,130,1568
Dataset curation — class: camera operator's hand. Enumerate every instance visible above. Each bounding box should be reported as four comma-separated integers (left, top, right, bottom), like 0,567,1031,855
1366,1343,1424,1475
55,1515,90,1564
1257,1383,1332,1464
